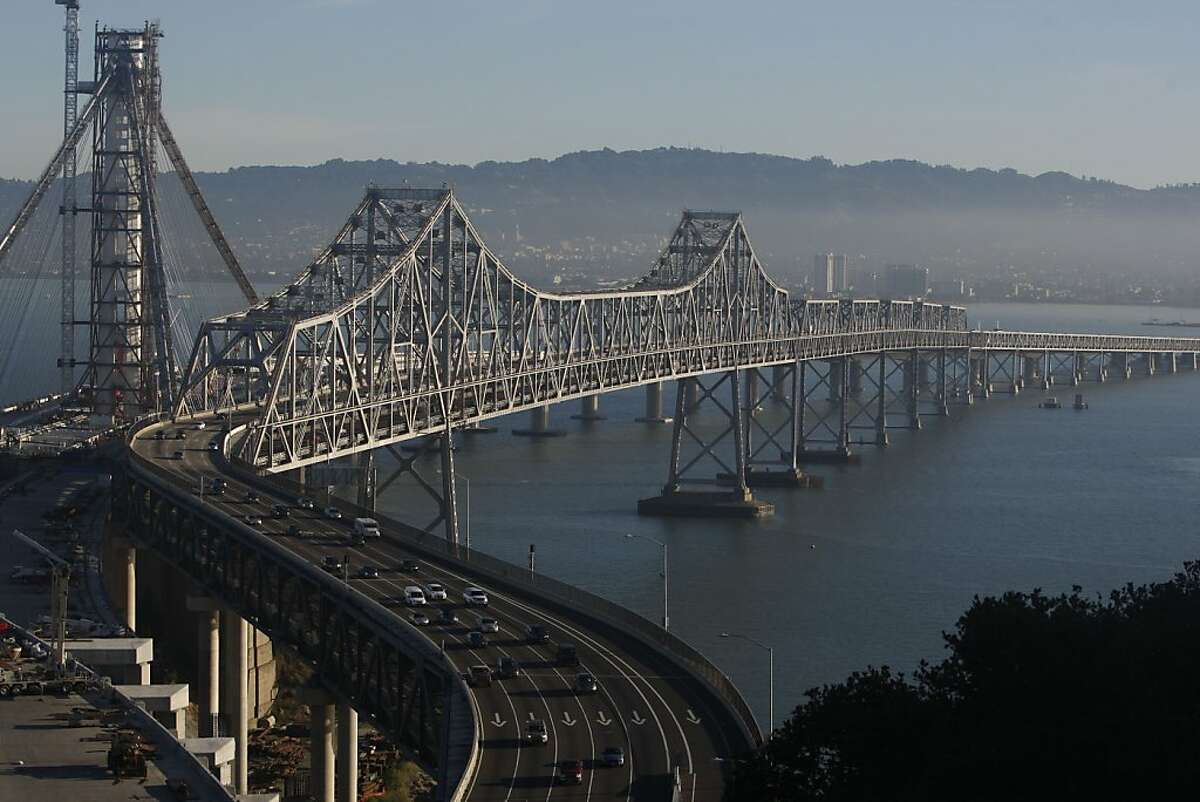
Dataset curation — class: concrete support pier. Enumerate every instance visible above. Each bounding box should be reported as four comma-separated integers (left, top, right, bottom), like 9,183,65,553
123,542,137,633
187,594,222,737
220,609,248,795
571,394,605,421
636,381,673,423
513,404,565,437
310,702,335,802
336,704,359,802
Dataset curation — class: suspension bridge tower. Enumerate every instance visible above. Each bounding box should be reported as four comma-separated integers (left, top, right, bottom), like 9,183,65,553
0,10,256,434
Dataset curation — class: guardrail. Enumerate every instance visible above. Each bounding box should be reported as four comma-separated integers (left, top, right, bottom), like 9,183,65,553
967,330,1200,353
0,616,237,801
126,417,482,802
222,449,765,750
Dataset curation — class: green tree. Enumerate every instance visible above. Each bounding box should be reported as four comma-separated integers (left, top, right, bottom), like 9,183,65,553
728,561,1200,801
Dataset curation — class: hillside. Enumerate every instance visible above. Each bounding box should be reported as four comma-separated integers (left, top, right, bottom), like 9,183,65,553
4,149,1200,294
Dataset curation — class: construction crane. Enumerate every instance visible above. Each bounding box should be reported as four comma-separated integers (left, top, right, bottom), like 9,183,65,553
55,0,81,394
12,529,71,670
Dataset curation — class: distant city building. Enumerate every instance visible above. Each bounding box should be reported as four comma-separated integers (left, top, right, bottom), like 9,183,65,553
812,253,834,295
812,253,850,296
832,254,850,292
930,278,966,299
884,264,929,299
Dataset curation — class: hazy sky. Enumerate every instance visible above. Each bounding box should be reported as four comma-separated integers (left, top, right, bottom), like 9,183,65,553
3,0,1197,188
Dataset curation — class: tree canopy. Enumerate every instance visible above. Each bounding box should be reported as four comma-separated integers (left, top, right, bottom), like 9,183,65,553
728,561,1200,801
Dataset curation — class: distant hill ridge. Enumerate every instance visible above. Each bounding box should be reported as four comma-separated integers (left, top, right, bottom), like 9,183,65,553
3,148,1199,285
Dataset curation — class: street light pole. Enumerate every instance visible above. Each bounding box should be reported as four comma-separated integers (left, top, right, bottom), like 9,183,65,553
721,632,774,735
625,533,668,630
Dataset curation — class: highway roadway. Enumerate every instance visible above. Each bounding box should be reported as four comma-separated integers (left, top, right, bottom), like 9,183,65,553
132,416,749,801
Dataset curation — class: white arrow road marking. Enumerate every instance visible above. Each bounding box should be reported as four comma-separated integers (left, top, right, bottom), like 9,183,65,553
490,713,506,728
596,711,612,726
686,708,701,724
527,712,535,721
630,710,646,726
561,711,577,727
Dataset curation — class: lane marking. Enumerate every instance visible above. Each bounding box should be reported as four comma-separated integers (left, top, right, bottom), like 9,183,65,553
630,711,646,726
491,712,507,728
164,452,639,800
561,711,576,727
596,711,612,726
686,709,701,725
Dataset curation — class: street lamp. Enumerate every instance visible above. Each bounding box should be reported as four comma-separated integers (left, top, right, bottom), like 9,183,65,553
720,632,774,735
625,533,668,630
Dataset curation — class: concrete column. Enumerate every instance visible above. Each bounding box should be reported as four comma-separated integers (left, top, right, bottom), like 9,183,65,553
513,404,564,437
636,382,672,423
1169,353,1178,374
572,395,604,420
746,370,761,412
311,703,335,802
123,544,136,633
336,703,358,802
220,609,248,795
201,610,219,737
1146,353,1155,376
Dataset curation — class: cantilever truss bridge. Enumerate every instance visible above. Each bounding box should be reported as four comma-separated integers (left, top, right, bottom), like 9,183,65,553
174,187,1200,535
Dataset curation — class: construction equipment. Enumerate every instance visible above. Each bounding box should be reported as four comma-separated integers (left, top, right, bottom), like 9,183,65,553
107,729,149,778
12,529,71,669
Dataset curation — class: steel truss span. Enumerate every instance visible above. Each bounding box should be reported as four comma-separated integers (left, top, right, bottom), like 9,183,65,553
174,186,1200,476
174,187,972,471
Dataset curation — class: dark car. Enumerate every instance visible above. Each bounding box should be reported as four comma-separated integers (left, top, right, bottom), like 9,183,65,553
243,514,263,526
439,608,458,625
601,747,625,767
467,631,487,649
245,490,259,503
297,496,315,510
526,624,550,644
575,672,598,694
174,430,186,440
559,760,584,785
321,556,342,573
172,450,184,460
153,430,165,440
271,504,290,519
399,559,420,573
357,565,379,579
496,655,520,679
286,524,303,537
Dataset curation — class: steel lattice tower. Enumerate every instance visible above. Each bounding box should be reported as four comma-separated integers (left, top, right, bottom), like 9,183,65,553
57,0,80,395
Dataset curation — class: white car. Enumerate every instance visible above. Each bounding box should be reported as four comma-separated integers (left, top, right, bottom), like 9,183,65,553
479,617,499,633
424,582,448,601
463,587,489,607
404,586,428,607
324,506,343,520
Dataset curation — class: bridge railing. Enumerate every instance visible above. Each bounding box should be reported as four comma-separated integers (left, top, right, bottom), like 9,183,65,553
125,418,481,796
968,330,1200,353
223,456,766,750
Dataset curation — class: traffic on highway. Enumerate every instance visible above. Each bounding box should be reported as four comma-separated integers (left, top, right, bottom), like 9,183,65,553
135,417,746,800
